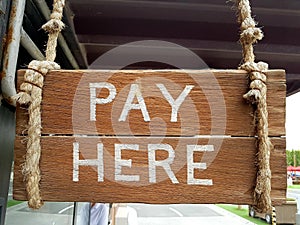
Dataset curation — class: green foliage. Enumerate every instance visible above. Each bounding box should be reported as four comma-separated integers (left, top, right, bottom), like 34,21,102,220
286,150,300,166
217,204,268,225
288,185,300,189
7,200,23,208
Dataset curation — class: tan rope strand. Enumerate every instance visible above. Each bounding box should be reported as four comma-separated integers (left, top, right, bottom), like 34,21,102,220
14,0,65,209
237,0,273,215
237,0,263,63
272,206,277,225
42,0,65,61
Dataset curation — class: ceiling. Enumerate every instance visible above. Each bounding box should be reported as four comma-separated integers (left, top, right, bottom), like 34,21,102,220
20,0,300,96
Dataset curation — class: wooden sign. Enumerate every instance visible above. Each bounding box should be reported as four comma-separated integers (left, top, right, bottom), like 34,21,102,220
14,69,286,205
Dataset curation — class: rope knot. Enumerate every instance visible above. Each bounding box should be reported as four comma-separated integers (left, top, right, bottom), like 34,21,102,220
240,27,263,45
42,19,65,33
240,61,268,72
14,60,60,106
250,79,266,90
41,0,65,33
250,72,266,83
241,61,268,104
241,17,256,29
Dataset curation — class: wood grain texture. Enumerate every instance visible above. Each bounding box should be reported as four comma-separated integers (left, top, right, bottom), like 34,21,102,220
16,69,286,136
14,69,286,205
14,136,286,205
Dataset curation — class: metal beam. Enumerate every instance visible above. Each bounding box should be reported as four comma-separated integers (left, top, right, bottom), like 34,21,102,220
79,35,300,63
69,0,300,28
1,0,26,106
20,27,45,61
0,101,15,225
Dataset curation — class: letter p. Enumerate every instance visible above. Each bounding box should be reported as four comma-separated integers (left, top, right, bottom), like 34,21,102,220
90,82,116,121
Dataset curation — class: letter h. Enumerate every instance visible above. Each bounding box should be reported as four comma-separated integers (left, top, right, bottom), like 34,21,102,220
73,142,104,182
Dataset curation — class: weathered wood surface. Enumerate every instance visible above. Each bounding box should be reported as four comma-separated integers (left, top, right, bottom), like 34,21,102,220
14,69,286,205
14,136,286,205
16,69,286,136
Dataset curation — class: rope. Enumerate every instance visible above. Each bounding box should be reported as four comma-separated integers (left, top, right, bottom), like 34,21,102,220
236,0,273,216
14,0,65,209
272,206,277,225
42,0,65,61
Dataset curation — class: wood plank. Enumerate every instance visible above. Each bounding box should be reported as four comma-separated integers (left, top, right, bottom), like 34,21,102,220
13,136,286,205
16,69,286,136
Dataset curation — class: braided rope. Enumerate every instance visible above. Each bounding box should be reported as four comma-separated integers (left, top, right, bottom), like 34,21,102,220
272,206,277,225
237,0,273,215
14,0,65,209
42,0,65,61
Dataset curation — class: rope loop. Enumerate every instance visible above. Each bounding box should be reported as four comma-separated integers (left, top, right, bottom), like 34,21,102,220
13,61,60,209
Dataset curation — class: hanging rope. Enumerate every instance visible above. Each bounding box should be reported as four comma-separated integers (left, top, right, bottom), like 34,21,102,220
14,0,65,209
272,206,277,224
236,0,274,217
